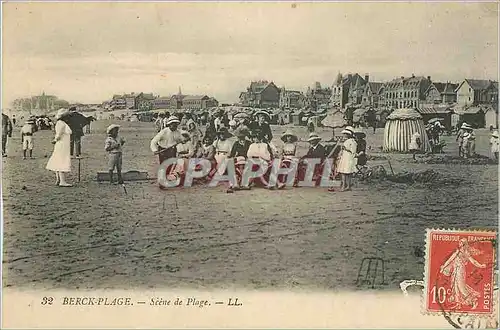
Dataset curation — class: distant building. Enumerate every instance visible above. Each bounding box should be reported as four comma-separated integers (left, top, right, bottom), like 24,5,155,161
306,82,332,110
362,81,384,108
380,75,433,110
124,93,136,109
330,73,368,109
239,81,281,108
453,79,498,128
135,93,156,111
153,96,172,109
422,82,458,105
181,95,219,110
455,79,498,106
279,88,306,109
110,95,127,109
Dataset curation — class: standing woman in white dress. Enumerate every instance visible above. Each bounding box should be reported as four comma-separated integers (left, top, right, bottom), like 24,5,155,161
46,108,73,187
336,126,357,191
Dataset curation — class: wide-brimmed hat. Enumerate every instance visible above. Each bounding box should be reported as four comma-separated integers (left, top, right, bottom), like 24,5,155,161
341,126,355,135
166,116,180,126
55,108,69,120
281,129,298,143
235,127,249,138
461,123,471,129
353,128,366,138
307,133,322,142
254,110,271,119
492,131,499,138
106,124,120,134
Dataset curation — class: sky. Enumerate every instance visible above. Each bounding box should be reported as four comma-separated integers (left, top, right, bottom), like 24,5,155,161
2,2,498,107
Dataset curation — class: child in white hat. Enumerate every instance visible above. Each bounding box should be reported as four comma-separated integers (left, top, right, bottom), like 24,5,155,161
490,131,499,161
409,131,421,161
21,117,37,159
104,124,125,184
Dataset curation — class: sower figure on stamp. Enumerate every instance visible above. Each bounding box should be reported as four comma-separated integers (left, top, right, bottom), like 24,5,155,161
439,238,486,310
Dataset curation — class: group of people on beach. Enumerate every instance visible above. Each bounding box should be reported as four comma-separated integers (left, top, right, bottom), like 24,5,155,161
149,109,367,192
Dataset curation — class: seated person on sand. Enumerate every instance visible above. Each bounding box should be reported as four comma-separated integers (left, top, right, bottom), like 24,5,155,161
302,133,327,161
247,131,275,162
213,127,235,175
280,129,298,159
229,127,251,161
295,133,327,186
173,131,195,175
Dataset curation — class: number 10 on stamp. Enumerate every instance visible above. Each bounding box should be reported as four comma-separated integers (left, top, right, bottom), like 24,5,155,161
423,229,496,315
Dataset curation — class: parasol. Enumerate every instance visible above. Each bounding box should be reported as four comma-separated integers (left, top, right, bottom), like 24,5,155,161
427,118,443,124
321,110,347,128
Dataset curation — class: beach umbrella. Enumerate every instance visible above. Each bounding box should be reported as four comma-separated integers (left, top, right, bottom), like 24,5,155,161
383,108,431,153
321,110,347,128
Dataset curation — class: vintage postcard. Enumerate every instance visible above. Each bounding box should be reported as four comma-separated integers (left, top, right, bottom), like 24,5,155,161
1,1,498,329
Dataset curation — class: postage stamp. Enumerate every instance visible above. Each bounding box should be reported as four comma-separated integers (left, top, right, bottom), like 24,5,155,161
423,228,497,316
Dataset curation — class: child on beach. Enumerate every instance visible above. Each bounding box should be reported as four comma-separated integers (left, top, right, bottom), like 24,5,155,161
104,124,125,184
409,131,422,160
21,117,37,159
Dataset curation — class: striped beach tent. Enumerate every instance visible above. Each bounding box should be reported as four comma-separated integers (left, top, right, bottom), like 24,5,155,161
383,108,431,153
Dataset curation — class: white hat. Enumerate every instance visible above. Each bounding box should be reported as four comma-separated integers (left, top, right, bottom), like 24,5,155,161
55,108,69,120
341,126,355,135
106,124,120,134
229,120,237,126
166,116,180,126
307,133,322,142
461,123,471,129
492,131,499,138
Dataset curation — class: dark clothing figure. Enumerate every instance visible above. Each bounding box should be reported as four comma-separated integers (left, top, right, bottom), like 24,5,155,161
70,135,82,157
249,121,273,142
2,114,13,156
304,143,327,160
229,140,251,158
62,113,86,157
356,138,367,166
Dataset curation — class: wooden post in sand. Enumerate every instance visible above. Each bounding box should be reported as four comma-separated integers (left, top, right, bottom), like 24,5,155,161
77,157,81,182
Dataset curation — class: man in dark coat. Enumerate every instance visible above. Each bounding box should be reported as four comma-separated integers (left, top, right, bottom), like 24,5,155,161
2,113,13,156
249,111,273,142
63,107,86,157
304,133,327,160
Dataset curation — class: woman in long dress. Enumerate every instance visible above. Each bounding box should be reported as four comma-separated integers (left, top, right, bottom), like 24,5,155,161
439,238,486,309
336,126,357,191
46,108,73,187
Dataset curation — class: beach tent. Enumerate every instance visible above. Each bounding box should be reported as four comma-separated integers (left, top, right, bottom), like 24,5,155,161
383,108,431,153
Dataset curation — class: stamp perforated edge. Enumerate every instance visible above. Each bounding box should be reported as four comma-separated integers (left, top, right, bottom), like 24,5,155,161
421,227,498,317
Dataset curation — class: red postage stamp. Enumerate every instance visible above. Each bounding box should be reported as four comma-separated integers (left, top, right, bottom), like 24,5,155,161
423,229,497,315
